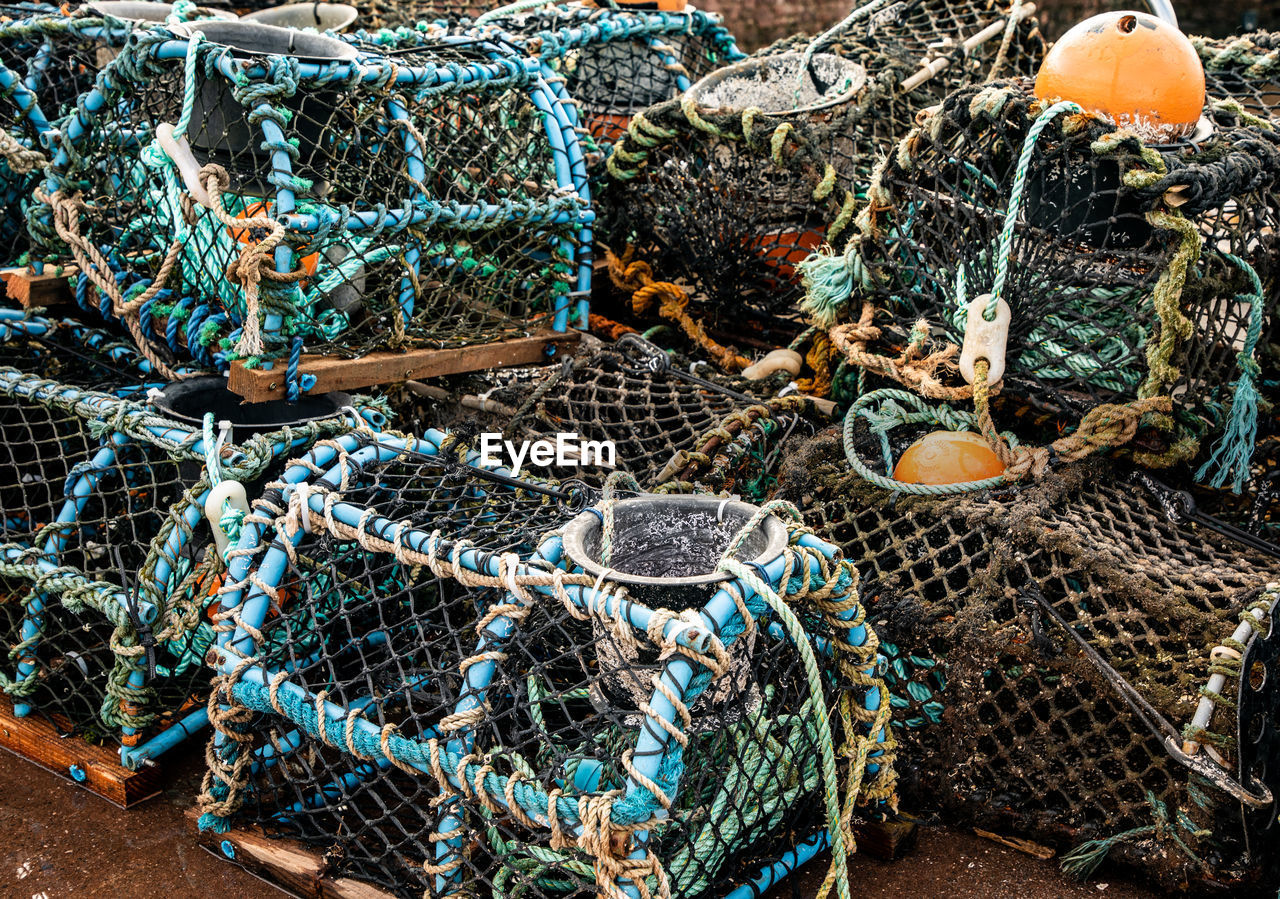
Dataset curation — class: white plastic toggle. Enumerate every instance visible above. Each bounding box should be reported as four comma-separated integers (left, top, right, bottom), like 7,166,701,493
155,122,212,208
959,293,1011,386
204,480,249,555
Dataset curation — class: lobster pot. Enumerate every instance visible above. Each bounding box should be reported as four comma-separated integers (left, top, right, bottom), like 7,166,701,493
603,0,1045,321
478,4,743,151
36,25,591,379
838,81,1280,455
0,351,372,760
495,335,788,485
775,429,1280,889
0,6,231,263
200,444,894,898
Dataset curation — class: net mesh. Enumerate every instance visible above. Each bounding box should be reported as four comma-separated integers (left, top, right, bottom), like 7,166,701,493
479,5,743,153
0,8,233,264
497,336,791,485
602,0,1046,320
775,427,1280,888
33,26,590,380
198,436,895,898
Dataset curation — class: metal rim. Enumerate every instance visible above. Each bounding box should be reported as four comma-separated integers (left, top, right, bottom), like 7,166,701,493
686,52,867,116
561,495,790,589
241,2,358,33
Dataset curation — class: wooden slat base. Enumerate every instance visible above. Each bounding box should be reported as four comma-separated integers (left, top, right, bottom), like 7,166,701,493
852,817,919,860
0,695,161,807
188,810,396,899
228,330,581,402
1,265,78,311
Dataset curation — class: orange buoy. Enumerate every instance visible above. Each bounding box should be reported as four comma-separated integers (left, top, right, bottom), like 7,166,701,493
229,201,318,276
1034,11,1205,141
893,431,1006,485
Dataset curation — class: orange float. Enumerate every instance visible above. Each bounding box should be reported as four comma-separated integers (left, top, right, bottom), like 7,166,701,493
893,431,1006,485
228,201,318,276
1034,11,1205,141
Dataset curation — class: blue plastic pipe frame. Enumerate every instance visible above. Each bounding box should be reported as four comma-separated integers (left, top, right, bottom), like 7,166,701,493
209,430,889,897
0,371,369,767
48,33,594,349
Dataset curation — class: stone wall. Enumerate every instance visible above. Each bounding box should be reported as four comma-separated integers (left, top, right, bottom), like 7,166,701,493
694,0,1277,52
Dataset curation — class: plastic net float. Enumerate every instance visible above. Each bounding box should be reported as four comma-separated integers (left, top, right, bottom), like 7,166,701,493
0,331,381,766
32,22,593,389
776,428,1280,889
197,435,896,898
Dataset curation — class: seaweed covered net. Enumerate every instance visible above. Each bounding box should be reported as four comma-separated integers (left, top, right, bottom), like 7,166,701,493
33,27,590,382
807,80,1280,487
200,446,894,898
775,428,1280,889
497,335,793,485
601,0,1046,320
1197,30,1280,121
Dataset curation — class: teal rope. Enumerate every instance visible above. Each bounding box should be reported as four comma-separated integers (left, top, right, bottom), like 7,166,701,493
985,100,1083,321
1195,252,1265,492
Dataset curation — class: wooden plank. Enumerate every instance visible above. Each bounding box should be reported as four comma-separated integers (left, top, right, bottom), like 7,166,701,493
852,817,919,860
1,265,78,311
188,809,396,899
228,330,581,402
0,695,162,807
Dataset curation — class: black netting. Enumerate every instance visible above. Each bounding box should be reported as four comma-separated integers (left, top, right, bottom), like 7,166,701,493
776,428,1280,888
602,0,1046,319
496,336,790,485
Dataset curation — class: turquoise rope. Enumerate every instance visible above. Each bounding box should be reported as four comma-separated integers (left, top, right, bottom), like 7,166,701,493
984,100,1082,321
1195,252,1265,492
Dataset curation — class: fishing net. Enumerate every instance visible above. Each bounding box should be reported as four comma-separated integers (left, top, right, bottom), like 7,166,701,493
198,439,895,898
775,427,1280,889
0,338,378,758
803,79,1280,491
602,0,1046,326
347,0,489,30
497,334,795,486
32,24,591,388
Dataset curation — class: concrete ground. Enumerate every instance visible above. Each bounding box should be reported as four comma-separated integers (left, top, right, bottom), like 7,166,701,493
0,741,1163,899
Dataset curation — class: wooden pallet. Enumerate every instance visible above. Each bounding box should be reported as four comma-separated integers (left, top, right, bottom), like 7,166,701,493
1,265,78,311
228,330,581,402
188,809,396,899
0,695,162,807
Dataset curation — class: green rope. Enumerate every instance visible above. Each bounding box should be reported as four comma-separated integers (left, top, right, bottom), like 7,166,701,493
1195,252,1264,492
985,100,1082,321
